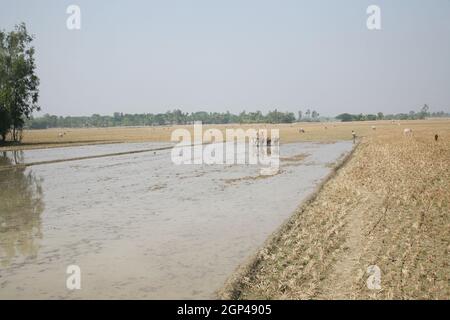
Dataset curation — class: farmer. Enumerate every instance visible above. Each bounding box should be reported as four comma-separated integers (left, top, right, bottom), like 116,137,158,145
352,130,356,144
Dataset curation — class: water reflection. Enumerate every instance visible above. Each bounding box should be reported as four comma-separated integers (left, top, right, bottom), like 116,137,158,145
0,151,44,267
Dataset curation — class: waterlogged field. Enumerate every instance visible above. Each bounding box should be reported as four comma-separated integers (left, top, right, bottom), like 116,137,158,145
0,140,352,299
1,119,449,299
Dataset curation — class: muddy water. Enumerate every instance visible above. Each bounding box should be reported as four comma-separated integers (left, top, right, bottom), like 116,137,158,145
0,141,352,299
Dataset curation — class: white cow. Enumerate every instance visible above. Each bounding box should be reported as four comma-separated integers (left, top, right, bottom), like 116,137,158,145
403,128,413,136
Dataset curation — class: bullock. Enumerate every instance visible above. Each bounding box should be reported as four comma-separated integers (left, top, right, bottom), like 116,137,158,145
403,128,413,136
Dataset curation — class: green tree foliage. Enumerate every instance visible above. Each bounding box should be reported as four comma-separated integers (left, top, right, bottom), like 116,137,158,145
0,108,10,140
27,104,448,128
26,109,299,129
0,23,40,142
419,104,429,119
335,113,354,122
336,105,447,122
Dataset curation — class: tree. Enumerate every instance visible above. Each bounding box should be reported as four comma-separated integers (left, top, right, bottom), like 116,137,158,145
377,112,384,120
0,23,40,142
419,104,429,119
336,113,354,122
0,30,10,141
0,108,10,141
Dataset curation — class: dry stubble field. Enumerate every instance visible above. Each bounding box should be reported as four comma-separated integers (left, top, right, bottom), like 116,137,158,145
219,119,450,299
0,119,446,150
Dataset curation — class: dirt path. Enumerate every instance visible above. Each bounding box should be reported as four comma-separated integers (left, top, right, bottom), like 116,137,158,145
315,191,382,299
316,201,365,298
0,145,174,170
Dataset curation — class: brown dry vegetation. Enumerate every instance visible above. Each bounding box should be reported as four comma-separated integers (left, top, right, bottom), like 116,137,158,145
219,119,450,300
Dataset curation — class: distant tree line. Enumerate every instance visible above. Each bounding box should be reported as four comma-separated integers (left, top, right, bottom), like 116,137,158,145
26,108,323,129
335,105,449,122
25,109,298,129
25,104,450,129
297,109,321,122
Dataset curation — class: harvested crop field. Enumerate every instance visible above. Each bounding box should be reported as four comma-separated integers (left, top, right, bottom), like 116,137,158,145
219,122,450,300
2,119,448,151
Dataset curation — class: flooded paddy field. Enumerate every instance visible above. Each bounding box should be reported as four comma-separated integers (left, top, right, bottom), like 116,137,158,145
0,141,352,299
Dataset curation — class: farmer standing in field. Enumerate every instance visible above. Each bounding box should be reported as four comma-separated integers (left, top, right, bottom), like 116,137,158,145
352,130,356,144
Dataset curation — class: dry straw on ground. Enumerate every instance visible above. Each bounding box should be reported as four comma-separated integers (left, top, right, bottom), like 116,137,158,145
218,121,450,300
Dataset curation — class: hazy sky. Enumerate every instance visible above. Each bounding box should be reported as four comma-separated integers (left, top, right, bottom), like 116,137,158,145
1,0,450,116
